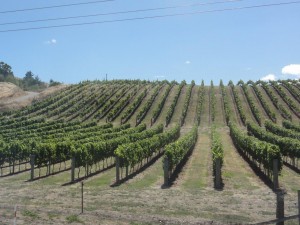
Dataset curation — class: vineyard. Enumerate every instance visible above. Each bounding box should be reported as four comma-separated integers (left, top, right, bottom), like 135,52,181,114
0,79,299,224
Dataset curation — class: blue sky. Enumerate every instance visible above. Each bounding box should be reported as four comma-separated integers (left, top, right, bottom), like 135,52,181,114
1,0,300,85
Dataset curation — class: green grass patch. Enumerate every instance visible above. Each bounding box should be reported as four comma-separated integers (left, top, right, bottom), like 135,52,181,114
66,214,83,224
22,210,39,219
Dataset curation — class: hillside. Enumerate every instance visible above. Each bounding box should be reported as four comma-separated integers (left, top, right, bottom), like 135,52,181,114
0,82,68,111
0,79,299,224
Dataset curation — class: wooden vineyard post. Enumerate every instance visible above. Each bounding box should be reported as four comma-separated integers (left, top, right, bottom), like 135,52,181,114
215,158,221,189
81,181,84,214
163,157,169,186
12,159,15,174
30,154,35,181
298,190,300,225
116,156,120,184
273,159,279,191
276,190,284,225
71,156,75,183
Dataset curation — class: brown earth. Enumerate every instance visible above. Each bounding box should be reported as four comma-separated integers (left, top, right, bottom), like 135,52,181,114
0,82,68,111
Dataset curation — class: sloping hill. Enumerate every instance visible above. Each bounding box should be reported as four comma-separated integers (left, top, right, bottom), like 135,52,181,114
0,82,67,111
0,79,300,224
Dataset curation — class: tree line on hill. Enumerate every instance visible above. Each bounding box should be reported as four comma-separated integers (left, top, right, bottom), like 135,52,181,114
0,61,61,91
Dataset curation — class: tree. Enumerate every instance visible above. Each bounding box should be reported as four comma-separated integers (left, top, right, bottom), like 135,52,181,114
0,62,13,77
49,79,61,87
24,71,34,80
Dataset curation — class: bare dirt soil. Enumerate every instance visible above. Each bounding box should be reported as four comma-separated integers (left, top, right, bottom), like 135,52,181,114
0,82,68,111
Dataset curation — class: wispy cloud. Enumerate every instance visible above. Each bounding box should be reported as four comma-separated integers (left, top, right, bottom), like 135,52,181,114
282,64,300,78
185,60,191,64
260,74,276,81
45,39,57,45
154,75,165,79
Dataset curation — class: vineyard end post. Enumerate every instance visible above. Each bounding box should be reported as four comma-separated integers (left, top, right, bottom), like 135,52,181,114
81,181,84,214
215,158,221,189
126,166,128,178
276,189,284,225
71,156,75,183
298,190,300,225
12,159,15,174
163,157,169,187
30,154,35,181
273,159,279,191
116,156,120,184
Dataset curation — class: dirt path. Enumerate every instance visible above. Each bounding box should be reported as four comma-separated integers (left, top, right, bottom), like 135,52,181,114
220,127,266,190
183,85,198,128
126,85,156,127
249,85,269,122
0,92,39,111
236,85,257,125
269,85,299,121
169,85,187,128
179,127,212,189
153,84,178,127
226,86,241,126
141,84,168,128
214,86,226,127
257,86,284,125
199,86,210,127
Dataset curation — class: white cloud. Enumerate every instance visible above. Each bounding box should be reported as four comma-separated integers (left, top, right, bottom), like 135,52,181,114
154,75,165,79
260,74,276,81
45,39,57,45
282,64,300,77
185,60,191,64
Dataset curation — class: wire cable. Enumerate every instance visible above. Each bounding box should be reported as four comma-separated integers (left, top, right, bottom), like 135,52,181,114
0,0,115,14
0,0,245,26
0,1,299,33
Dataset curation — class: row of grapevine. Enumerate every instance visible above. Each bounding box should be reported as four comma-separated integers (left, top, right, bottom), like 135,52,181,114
270,81,300,118
53,85,104,119
164,126,198,174
195,81,205,125
115,124,180,168
229,81,247,125
220,80,231,124
280,80,300,103
136,83,164,125
165,80,186,126
238,81,262,126
211,126,224,182
247,122,300,159
247,81,276,123
229,122,282,173
258,81,292,121
107,86,139,122
282,120,300,132
72,124,164,176
59,85,105,120
151,82,175,124
10,84,81,118
93,85,131,119
2,121,105,142
80,85,122,121
265,120,300,140
180,80,195,126
34,84,89,117
210,81,216,122
120,89,147,124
